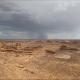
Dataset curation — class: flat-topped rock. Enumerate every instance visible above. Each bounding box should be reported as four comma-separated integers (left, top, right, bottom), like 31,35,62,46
54,53,71,59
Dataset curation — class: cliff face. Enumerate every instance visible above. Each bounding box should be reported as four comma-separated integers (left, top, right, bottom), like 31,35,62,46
0,40,80,80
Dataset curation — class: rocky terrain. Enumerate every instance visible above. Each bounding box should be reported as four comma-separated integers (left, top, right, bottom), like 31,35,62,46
0,40,80,80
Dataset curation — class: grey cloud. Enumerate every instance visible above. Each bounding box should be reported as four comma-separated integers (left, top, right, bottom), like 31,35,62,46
0,0,80,39
0,0,47,39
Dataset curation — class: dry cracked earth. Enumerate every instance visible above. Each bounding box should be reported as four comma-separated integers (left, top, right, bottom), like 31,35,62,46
0,40,80,80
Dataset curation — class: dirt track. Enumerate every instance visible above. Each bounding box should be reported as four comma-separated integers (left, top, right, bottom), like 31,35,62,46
0,40,80,80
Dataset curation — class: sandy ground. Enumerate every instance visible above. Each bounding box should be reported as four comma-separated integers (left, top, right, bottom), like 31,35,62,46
0,40,80,80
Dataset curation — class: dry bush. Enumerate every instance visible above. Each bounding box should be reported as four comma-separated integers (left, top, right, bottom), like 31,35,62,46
23,45,42,51
5,45,17,50
46,40,53,43
60,45,68,50
60,45,78,51
24,51,32,53
45,49,55,54
23,47,33,51
32,45,42,49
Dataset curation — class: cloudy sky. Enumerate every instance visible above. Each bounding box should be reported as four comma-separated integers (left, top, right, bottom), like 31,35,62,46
0,0,80,39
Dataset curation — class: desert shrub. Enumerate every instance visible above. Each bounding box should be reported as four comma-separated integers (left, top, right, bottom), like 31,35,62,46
23,47,33,51
60,45,78,51
23,45,42,51
4,45,17,50
45,49,55,54
32,45,42,49
46,40,53,43
60,45,68,50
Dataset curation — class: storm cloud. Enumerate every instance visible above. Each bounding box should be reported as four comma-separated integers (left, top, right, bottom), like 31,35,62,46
0,0,80,39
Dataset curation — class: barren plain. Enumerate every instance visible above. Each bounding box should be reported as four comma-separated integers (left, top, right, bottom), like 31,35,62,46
0,40,80,80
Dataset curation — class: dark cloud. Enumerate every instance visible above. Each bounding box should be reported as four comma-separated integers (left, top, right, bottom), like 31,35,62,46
0,0,47,39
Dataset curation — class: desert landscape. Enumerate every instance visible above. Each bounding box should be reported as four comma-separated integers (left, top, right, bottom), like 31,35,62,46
0,40,80,80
